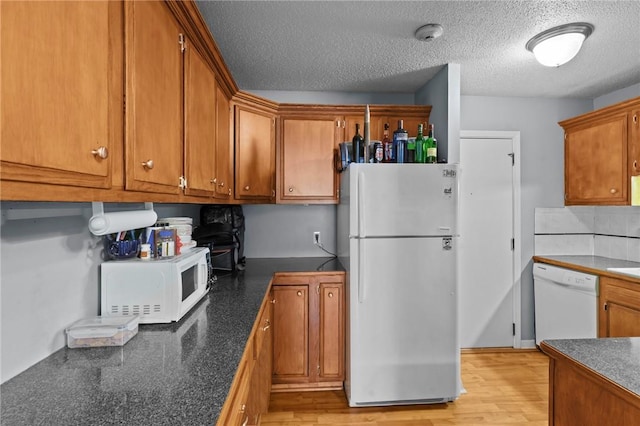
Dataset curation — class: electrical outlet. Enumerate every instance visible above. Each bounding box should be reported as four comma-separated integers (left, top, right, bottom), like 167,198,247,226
313,231,320,245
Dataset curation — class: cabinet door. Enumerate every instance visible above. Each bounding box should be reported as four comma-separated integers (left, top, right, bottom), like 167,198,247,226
214,85,233,199
125,0,183,194
385,115,428,139
248,297,272,425
565,113,628,205
279,117,340,202
629,109,640,178
184,44,216,198
317,277,345,381
344,115,384,142
1,1,118,189
235,106,275,200
599,277,640,337
272,285,309,381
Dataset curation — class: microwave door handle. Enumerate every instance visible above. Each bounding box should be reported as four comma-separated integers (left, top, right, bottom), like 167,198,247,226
200,263,207,287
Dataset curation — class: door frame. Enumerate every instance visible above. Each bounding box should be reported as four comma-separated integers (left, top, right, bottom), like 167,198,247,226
460,130,523,348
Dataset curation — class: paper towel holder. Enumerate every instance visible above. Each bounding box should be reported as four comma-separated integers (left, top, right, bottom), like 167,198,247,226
89,202,157,236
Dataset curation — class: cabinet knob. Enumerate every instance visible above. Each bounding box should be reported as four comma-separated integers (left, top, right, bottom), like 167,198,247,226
141,159,154,170
210,178,217,184
219,182,225,187
610,188,618,194
262,319,271,331
244,185,250,191
271,299,276,304
634,161,638,171
297,291,302,297
240,404,246,413
288,187,294,193
91,146,108,159
328,292,333,298
228,188,231,195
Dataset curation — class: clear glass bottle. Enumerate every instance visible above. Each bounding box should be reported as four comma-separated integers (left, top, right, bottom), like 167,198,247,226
415,124,425,163
352,123,364,163
382,123,394,163
426,123,437,164
393,120,408,164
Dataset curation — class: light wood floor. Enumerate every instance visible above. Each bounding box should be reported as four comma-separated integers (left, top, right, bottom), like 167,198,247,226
261,350,549,425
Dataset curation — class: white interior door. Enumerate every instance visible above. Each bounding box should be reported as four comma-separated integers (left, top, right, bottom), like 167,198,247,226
460,136,516,348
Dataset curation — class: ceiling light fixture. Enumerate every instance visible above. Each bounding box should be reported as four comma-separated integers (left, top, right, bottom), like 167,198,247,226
526,22,594,67
415,24,443,42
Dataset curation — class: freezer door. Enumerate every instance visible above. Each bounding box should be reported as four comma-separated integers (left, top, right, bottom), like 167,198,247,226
346,236,460,406
349,164,458,238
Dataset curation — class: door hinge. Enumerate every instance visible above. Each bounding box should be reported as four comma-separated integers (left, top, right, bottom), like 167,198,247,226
178,33,186,53
510,238,515,251
508,152,514,166
512,323,516,336
179,176,187,189
316,285,320,294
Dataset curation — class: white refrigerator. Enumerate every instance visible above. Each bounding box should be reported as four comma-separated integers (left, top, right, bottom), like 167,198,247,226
337,163,460,407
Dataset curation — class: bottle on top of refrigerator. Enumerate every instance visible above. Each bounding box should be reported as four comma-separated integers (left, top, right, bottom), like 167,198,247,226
382,123,394,163
426,124,437,163
415,124,425,163
393,120,408,164
352,123,364,163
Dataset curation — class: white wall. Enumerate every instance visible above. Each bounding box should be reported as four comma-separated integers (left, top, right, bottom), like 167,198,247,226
0,202,200,383
460,96,593,341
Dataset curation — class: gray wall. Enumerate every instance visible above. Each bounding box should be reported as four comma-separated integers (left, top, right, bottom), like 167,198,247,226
593,83,640,110
0,202,200,383
249,90,414,106
460,96,594,342
415,64,461,163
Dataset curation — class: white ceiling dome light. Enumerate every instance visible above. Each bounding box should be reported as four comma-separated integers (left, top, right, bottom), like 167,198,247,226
526,22,594,67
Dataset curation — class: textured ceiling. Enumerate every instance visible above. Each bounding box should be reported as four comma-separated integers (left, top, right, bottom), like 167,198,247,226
196,0,640,99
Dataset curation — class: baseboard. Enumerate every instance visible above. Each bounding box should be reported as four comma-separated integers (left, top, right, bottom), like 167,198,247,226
461,345,540,354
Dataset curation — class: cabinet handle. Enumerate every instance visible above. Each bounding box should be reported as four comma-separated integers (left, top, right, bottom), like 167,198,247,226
219,182,225,187
288,187,294,193
262,319,271,331
610,188,618,194
328,292,333,298
240,404,246,413
91,146,108,159
141,159,154,170
210,178,217,184
297,291,302,296
242,417,249,426
244,185,250,191
228,188,231,195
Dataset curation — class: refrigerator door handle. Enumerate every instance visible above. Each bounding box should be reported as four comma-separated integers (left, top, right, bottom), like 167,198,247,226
358,239,365,303
358,171,366,238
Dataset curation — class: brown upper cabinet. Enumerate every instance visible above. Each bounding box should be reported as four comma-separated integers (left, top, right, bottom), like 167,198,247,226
0,1,122,192
560,97,640,205
233,92,278,202
276,104,431,204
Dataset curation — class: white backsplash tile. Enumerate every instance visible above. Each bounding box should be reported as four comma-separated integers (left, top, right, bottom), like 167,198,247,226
594,235,628,259
535,207,594,234
534,234,594,255
594,206,628,236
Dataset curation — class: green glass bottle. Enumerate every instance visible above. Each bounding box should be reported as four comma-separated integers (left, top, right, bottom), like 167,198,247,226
426,124,437,163
415,124,425,163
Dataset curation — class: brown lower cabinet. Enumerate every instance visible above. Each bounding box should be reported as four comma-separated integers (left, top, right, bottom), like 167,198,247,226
271,272,345,390
217,290,273,425
541,342,640,425
598,276,640,337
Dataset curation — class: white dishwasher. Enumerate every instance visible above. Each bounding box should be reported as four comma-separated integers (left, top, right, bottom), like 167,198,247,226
533,263,599,346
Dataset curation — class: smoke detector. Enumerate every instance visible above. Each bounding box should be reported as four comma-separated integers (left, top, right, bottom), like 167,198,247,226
415,24,444,42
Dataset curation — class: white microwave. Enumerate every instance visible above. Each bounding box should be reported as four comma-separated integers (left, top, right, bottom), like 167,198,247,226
101,247,210,324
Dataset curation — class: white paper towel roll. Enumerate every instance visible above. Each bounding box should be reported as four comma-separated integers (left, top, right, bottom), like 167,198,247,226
89,210,158,236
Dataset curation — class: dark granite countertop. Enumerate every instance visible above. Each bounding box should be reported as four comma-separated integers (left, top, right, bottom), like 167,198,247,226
533,255,640,283
542,338,640,397
0,257,343,426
